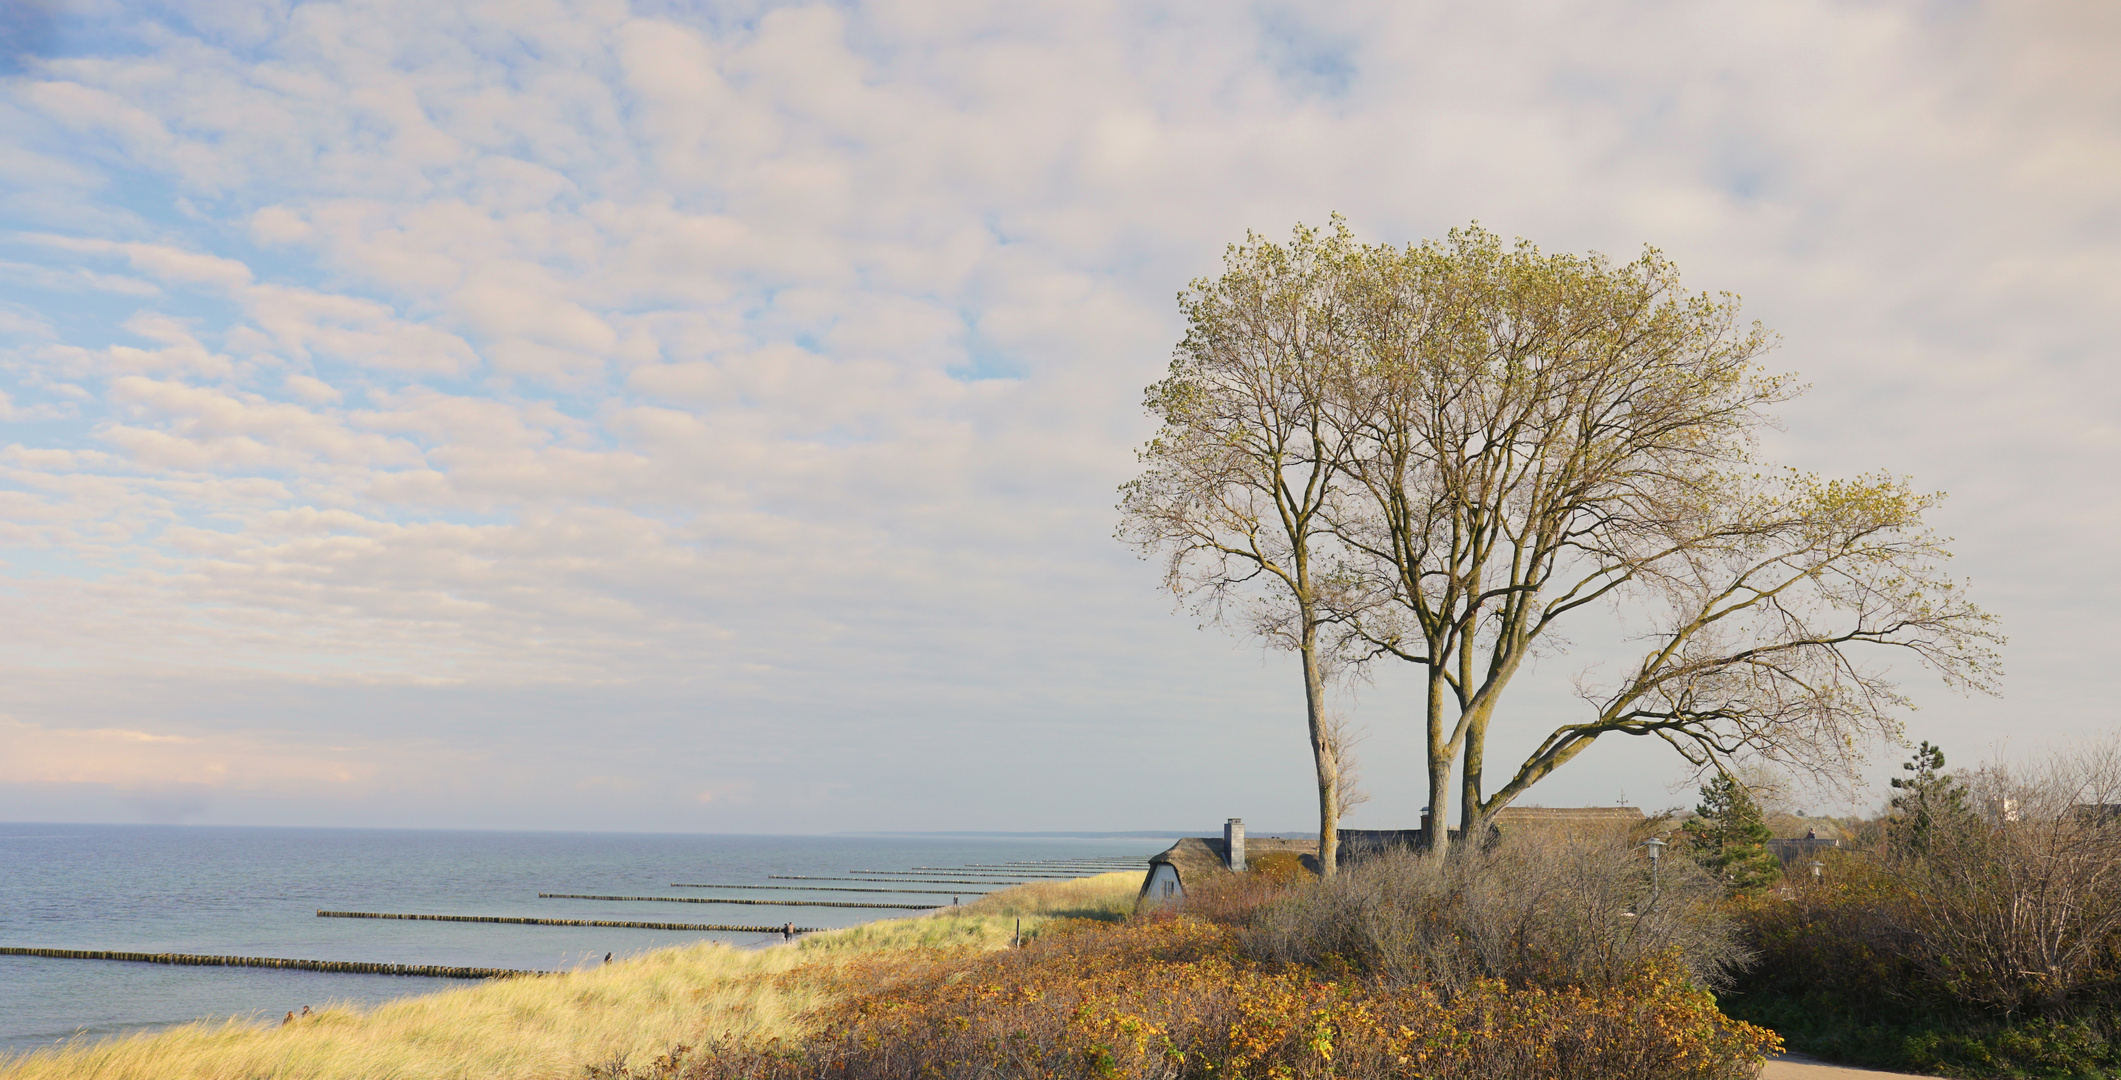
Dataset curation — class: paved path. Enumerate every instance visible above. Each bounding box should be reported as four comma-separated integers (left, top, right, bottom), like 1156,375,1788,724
1762,1052,1943,1079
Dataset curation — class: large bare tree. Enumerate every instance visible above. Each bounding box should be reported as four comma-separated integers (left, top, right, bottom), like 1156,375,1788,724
1118,222,1361,876
1329,226,2002,853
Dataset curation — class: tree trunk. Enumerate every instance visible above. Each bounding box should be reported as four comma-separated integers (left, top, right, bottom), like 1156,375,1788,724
1424,670,1451,859
1302,615,1339,878
1461,705,1490,841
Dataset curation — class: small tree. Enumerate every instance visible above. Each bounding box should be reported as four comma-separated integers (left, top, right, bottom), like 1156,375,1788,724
1889,740,1968,857
1682,773,1782,895
1118,222,1362,876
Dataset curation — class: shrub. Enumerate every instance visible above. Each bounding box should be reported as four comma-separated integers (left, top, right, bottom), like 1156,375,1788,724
1895,754,2121,1017
1722,741,2121,1076
1243,829,1750,994
637,918,1778,1080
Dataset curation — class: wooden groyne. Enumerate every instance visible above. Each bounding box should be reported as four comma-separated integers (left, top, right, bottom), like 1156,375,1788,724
848,865,1047,874
0,947,539,979
1013,865,1142,869
539,893,934,910
317,911,823,933
670,883,977,895
898,868,1082,877
981,861,1143,868
770,875,1019,885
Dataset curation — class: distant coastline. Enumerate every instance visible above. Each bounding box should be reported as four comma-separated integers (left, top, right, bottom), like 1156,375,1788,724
841,830,1185,838
845,830,1318,839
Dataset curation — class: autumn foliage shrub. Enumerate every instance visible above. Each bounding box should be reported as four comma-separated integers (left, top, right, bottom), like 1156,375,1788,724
1245,831,1749,994
616,917,1777,1080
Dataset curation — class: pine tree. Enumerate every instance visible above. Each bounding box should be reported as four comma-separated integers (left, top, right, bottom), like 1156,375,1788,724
1888,740,1968,857
1683,773,1782,895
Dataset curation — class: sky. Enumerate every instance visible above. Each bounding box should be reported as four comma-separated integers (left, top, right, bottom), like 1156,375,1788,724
0,0,2114,834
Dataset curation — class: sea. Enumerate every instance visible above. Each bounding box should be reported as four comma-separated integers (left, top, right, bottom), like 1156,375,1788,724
0,823,1169,1056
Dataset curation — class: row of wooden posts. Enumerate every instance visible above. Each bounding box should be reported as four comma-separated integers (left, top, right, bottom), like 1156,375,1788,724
0,946,541,980
537,892,937,910
318,911,824,933
4,857,1145,980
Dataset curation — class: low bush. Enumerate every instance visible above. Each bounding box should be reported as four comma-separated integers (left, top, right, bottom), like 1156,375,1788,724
1242,830,1749,994
1720,742,2121,1078
616,917,1778,1080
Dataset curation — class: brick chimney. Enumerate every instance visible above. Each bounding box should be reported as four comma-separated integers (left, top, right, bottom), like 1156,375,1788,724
1224,817,1246,871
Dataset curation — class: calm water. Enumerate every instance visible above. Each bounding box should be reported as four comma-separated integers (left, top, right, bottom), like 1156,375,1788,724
0,823,1164,1055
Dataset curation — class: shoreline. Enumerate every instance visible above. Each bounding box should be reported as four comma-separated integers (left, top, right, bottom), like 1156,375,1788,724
0,872,1143,1078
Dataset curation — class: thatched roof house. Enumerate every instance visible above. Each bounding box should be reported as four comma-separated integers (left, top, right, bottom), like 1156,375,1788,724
1139,807,1649,905
1139,820,1318,905
1490,805,1646,836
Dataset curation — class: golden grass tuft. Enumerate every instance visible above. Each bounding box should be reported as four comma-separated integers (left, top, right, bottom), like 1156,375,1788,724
0,870,1147,1080
793,870,1140,952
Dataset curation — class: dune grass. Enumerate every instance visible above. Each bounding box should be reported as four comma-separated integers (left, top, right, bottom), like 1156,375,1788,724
0,870,1145,1080
795,869,1139,952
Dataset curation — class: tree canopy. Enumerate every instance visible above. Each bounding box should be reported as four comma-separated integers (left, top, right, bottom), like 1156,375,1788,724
1683,773,1783,896
1118,223,1361,874
1121,219,2002,858
1889,740,1971,858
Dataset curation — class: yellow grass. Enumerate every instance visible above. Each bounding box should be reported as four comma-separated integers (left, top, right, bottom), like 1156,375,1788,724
0,870,1146,1080
796,869,1140,952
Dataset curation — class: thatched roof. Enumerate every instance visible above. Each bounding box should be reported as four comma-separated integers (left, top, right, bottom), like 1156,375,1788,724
1139,835,1317,899
1338,829,1421,860
1140,809,1650,902
1492,806,1645,830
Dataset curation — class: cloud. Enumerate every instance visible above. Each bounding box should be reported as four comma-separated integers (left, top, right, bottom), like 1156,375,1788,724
0,0,2110,831
27,235,254,291
0,718,378,791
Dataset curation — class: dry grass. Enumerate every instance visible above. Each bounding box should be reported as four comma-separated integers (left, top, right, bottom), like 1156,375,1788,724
960,870,1139,921
1244,833,1748,994
0,871,1145,1080
792,870,1139,953
0,940,821,1080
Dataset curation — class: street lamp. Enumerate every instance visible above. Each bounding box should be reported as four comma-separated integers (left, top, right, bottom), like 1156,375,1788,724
1641,836,1666,903
1806,858,1824,883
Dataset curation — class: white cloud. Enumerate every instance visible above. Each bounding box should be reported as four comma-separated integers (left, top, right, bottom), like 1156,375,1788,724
0,0,2110,831
26,235,255,290
282,373,343,404
241,283,482,374
0,718,378,790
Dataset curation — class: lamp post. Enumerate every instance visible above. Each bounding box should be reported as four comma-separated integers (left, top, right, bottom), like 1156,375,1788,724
1641,836,1666,904
1806,858,1824,883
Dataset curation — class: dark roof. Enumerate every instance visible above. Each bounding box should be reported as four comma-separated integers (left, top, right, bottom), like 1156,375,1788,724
1140,809,1648,902
1493,806,1645,826
1765,837,1841,865
1139,835,1316,897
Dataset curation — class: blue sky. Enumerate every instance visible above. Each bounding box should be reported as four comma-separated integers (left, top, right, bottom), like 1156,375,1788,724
0,0,2115,832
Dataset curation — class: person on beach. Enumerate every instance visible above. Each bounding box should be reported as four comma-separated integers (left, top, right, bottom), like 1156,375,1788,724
782,922,795,939
281,1012,294,1026
603,952,612,964
299,1006,311,1019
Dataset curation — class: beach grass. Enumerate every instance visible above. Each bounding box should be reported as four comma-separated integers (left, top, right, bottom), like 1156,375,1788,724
0,870,1144,1080
794,868,1139,952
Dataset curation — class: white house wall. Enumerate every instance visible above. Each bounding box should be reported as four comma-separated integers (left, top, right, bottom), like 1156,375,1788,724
1142,862,1183,904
